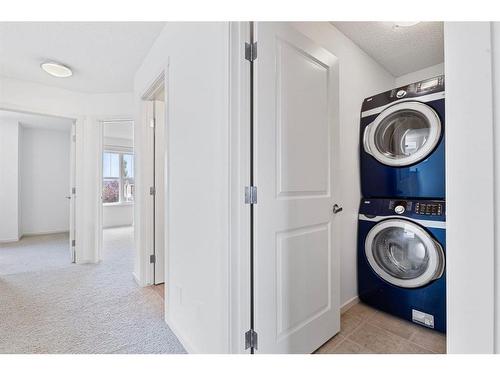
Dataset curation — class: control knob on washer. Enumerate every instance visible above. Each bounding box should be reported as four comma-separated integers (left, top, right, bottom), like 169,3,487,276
394,205,405,214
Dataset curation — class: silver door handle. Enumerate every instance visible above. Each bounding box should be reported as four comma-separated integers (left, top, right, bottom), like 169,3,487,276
333,204,343,214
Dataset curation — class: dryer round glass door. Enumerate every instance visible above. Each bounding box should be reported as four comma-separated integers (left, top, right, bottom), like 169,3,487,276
363,102,442,167
364,219,445,288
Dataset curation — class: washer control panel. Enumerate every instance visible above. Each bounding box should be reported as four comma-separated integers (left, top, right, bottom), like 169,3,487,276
388,200,412,214
414,202,443,216
360,199,445,218
388,200,444,216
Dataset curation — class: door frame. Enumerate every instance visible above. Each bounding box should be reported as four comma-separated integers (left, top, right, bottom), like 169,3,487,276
0,103,83,262
229,21,252,353
96,117,135,262
136,67,168,288
69,120,77,262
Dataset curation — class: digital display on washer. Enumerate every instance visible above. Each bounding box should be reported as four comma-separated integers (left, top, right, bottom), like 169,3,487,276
415,202,442,215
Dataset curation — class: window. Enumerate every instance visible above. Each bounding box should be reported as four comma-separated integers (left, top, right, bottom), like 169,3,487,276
102,151,134,204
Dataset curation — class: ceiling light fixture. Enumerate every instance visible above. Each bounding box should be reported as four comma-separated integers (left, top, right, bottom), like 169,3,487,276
40,61,73,78
393,21,421,29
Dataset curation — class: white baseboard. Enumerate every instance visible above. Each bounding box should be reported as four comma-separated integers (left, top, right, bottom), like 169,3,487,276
132,271,145,287
165,316,198,354
103,224,134,229
0,237,20,243
341,295,360,315
75,258,99,264
22,230,69,237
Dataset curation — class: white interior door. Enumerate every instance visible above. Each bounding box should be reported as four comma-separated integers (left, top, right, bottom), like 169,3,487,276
69,121,77,262
254,22,341,353
154,99,165,284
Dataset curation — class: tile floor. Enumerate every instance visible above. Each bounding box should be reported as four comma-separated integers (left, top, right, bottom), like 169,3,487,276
315,302,446,354
151,283,165,300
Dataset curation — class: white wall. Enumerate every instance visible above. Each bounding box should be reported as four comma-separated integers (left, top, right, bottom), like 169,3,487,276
103,204,133,228
0,76,133,262
292,22,395,307
103,120,134,141
134,22,231,353
444,22,495,353
104,137,133,148
0,119,20,242
493,22,500,355
395,62,444,87
20,127,70,235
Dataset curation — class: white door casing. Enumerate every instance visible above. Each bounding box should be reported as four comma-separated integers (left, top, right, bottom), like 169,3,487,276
254,22,341,353
69,121,77,262
154,99,166,284
144,100,156,283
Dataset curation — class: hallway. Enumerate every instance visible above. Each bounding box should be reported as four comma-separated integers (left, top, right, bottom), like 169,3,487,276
0,227,185,354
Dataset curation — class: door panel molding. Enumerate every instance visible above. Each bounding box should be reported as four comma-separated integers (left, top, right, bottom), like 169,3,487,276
276,38,331,199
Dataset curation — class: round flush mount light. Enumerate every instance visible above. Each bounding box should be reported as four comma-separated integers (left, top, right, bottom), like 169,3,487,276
40,61,73,78
393,21,421,29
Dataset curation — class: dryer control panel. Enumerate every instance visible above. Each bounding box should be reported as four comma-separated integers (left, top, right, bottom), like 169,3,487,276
361,75,445,113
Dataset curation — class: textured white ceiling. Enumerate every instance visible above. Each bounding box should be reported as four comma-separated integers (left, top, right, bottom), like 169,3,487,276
0,110,73,131
0,22,165,93
331,22,444,77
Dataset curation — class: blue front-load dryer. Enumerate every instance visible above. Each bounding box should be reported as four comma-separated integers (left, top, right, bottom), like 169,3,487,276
358,198,446,333
360,76,445,199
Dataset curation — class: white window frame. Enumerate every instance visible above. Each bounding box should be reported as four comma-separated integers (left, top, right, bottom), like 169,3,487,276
102,148,134,206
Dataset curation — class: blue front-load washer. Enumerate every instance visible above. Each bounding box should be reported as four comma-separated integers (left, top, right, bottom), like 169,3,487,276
358,198,446,333
360,76,445,199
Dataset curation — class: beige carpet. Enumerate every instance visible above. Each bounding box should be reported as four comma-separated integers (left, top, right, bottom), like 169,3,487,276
0,227,186,354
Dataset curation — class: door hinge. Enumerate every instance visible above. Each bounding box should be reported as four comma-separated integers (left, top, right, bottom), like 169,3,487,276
72,134,76,142
150,118,155,128
150,186,155,196
150,254,156,263
245,186,257,204
71,239,76,247
245,42,257,62
72,187,76,194
245,329,258,350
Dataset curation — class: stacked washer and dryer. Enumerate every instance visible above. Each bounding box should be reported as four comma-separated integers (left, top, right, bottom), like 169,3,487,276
357,76,446,332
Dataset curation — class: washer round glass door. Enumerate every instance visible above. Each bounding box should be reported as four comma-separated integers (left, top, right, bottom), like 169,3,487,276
363,102,442,167
365,219,445,288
